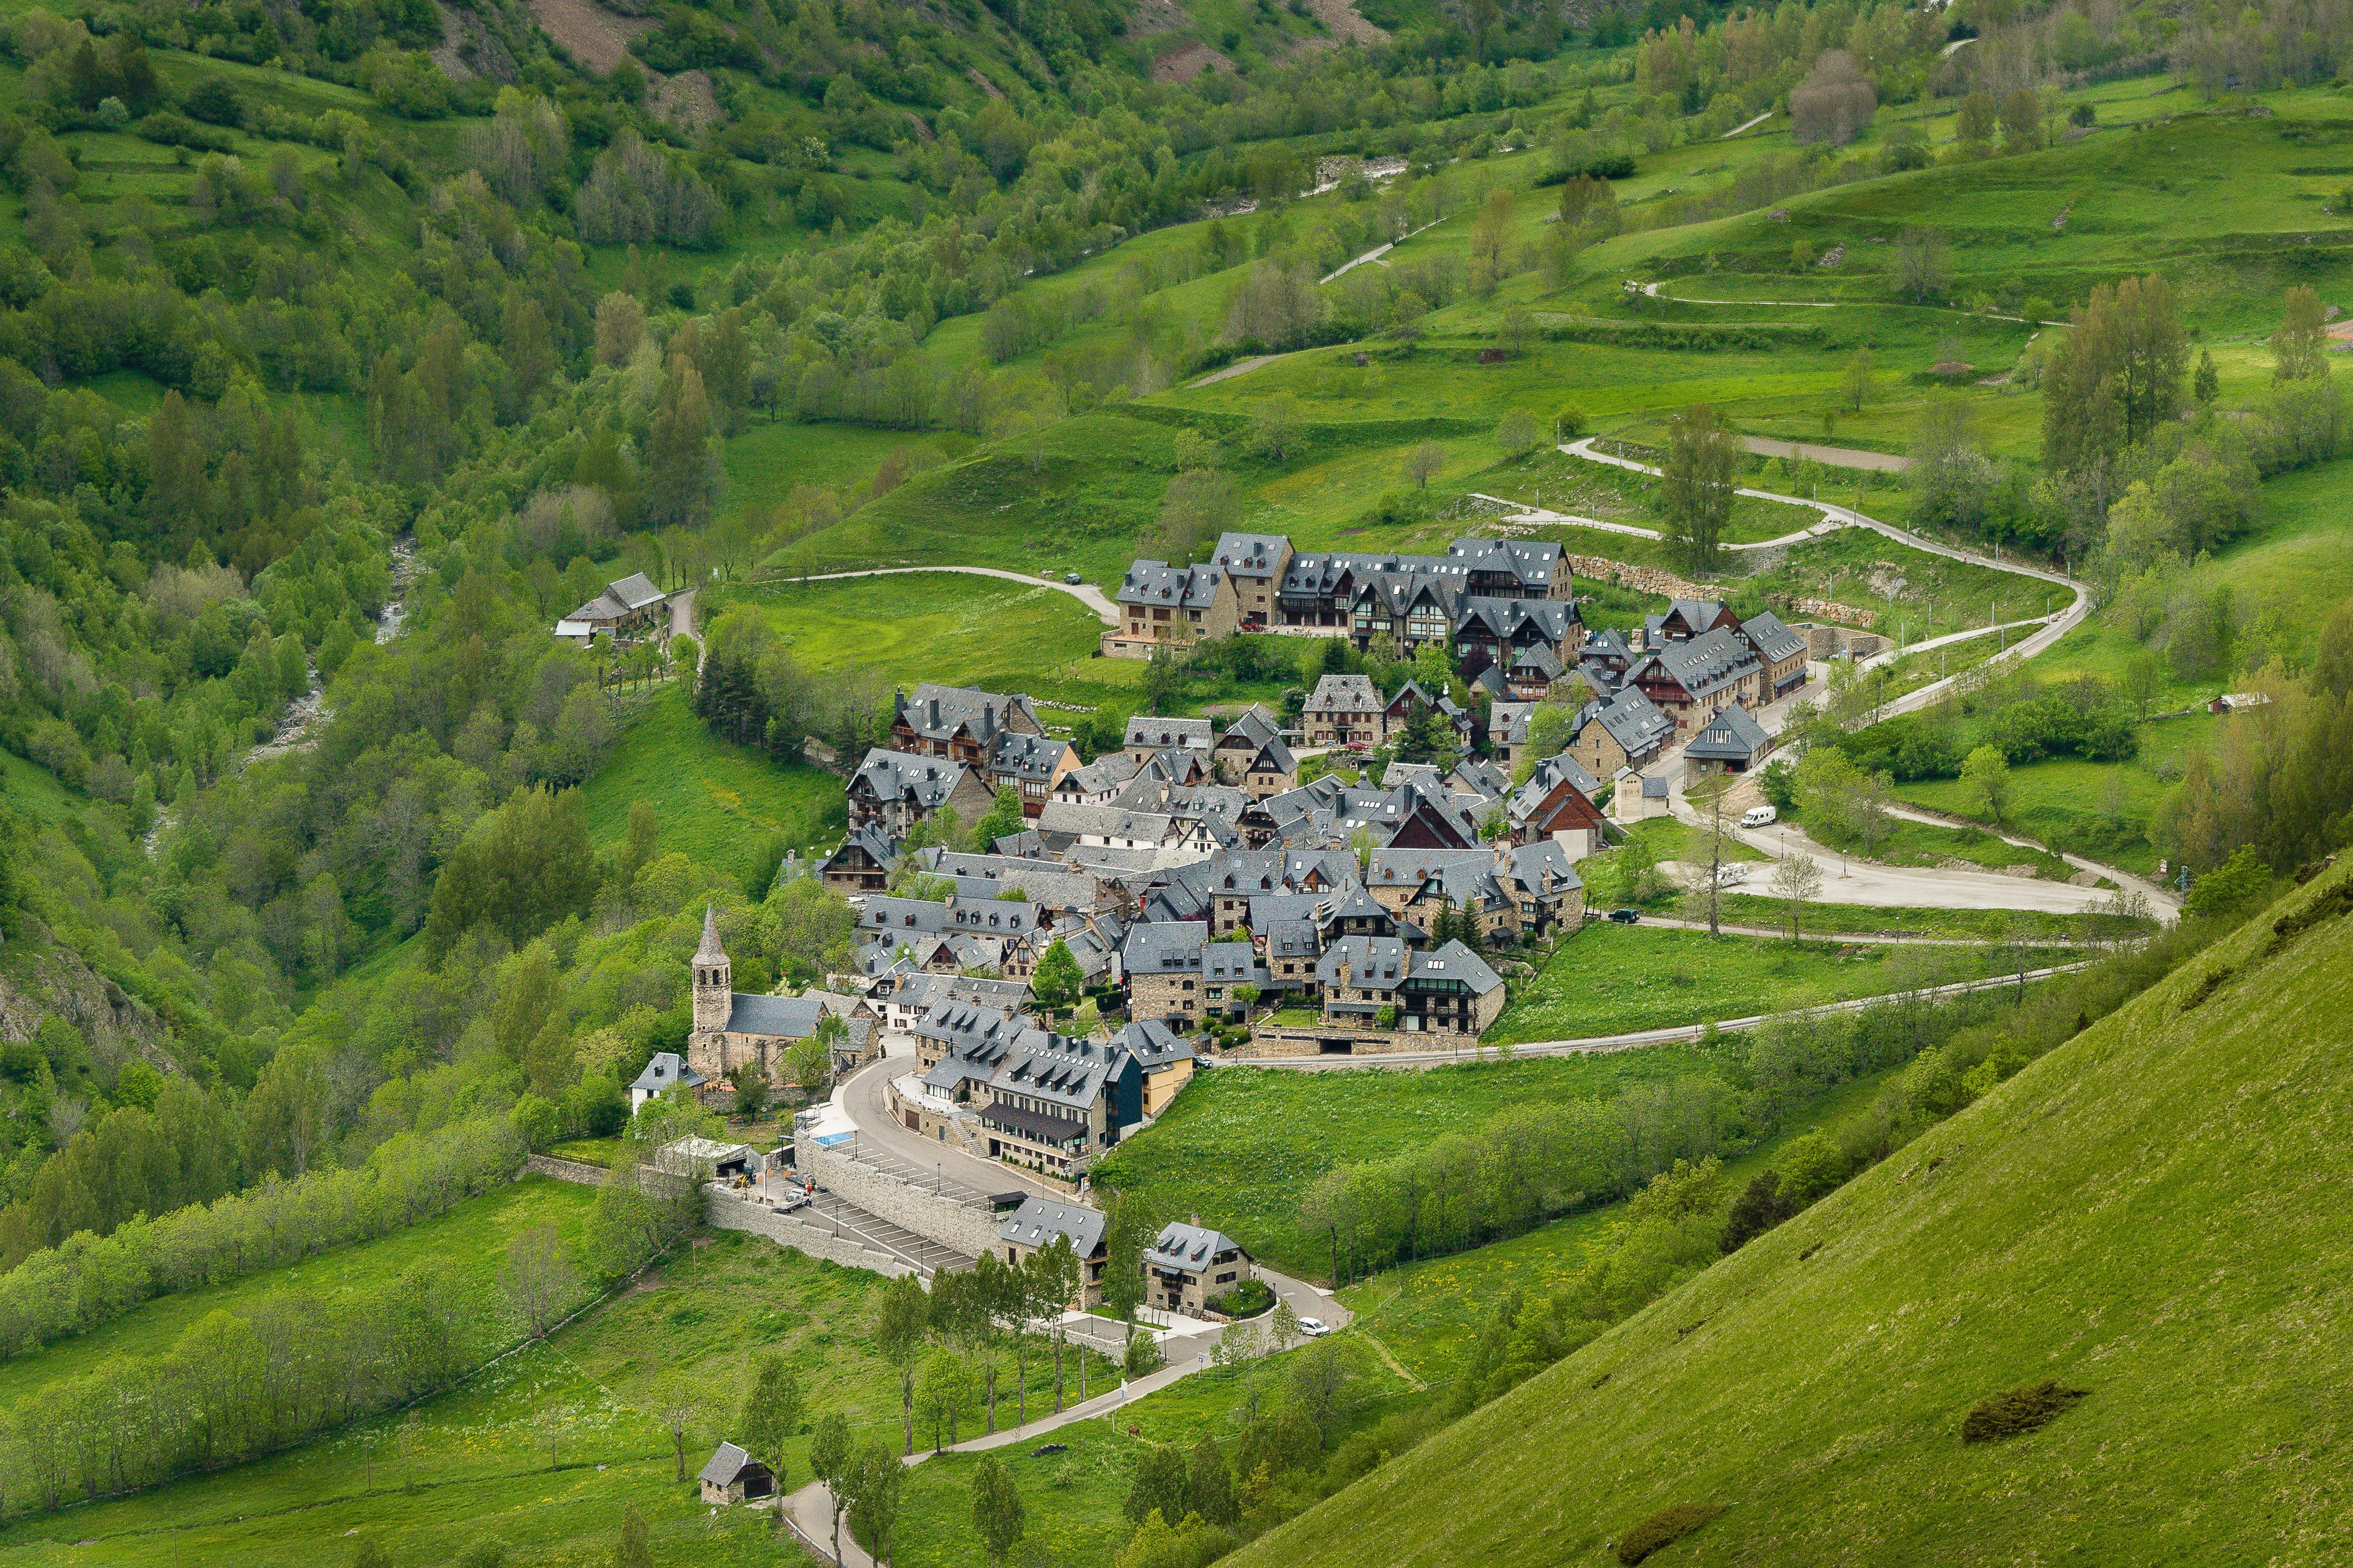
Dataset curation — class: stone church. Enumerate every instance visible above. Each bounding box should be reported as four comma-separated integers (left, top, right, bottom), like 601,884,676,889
686,907,836,1090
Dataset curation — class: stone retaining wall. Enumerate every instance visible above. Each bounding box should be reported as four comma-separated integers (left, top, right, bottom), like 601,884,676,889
1240,1025,1458,1058
704,1191,913,1279
526,1154,614,1185
795,1131,1003,1259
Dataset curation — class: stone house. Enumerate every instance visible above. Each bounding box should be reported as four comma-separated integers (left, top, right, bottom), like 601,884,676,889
698,1442,775,1506
1315,935,1504,1036
1109,561,1237,657
819,825,897,895
1567,687,1675,779
998,1196,1110,1307
1122,921,1209,1024
1737,610,1811,701
1124,716,1215,762
1628,627,1764,736
847,748,994,836
1211,532,1293,629
1144,1221,1252,1317
1683,703,1774,778
555,572,668,644
1303,674,1389,747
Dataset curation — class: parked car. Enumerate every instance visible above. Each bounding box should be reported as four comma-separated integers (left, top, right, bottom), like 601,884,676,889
1714,864,1750,887
1742,805,1778,828
1608,908,1642,924
1064,571,1084,584
1296,1316,1330,1338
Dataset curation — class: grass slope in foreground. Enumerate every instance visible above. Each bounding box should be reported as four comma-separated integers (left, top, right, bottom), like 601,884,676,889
1233,866,2353,1565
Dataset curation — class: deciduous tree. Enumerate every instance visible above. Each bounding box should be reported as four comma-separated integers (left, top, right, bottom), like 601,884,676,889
1661,404,1739,572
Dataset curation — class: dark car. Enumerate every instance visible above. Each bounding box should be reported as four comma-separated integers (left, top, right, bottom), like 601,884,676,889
1064,571,1084,584
1607,908,1642,924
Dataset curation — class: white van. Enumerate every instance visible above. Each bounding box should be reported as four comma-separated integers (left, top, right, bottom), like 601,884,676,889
1741,805,1778,828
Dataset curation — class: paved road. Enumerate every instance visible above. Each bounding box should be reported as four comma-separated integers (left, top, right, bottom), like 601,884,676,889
1469,492,1838,553
1564,436,2096,718
1881,801,2177,912
1713,818,2134,917
1239,963,2092,1070
787,565,1119,629
839,1048,1068,1203
668,586,697,641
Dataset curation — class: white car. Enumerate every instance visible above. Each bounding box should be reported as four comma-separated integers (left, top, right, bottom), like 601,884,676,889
1741,805,1778,828
1711,864,1749,888
1295,1316,1330,1338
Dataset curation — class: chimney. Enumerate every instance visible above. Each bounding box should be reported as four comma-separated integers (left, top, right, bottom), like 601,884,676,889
929,697,940,729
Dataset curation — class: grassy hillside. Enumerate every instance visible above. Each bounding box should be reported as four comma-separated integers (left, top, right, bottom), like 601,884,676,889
0,1230,913,1566
1233,867,2353,1565
1095,1048,1731,1277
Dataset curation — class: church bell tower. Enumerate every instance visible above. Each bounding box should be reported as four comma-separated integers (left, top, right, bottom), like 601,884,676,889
691,905,732,1040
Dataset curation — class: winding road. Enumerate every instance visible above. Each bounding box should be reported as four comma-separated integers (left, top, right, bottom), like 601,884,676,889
1559,436,2093,717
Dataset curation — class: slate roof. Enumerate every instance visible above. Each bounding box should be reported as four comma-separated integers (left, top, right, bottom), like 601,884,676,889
1211,533,1289,576
1411,938,1503,995
1118,560,1224,609
698,1442,766,1488
1304,674,1385,716
1125,716,1214,751
1318,933,1409,993
1579,687,1676,757
1582,628,1635,667
630,1051,705,1096
1124,921,1209,974
896,683,1039,746
1219,705,1284,750
999,1196,1108,1258
991,730,1071,784
920,850,1103,912
1509,643,1566,679
1145,1220,1247,1273
852,748,973,812
1449,758,1511,800
1507,754,1604,823
1740,609,1808,666
1503,838,1584,897
1444,536,1565,592
1118,1018,1197,1071
1054,753,1142,802
1641,626,1760,702
1646,599,1731,644
1204,941,1265,987
726,992,827,1038
567,572,666,623
1684,703,1772,762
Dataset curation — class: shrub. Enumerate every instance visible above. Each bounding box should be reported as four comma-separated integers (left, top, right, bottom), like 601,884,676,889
1617,1502,1725,1564
1962,1380,2088,1443
1205,1277,1274,1317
